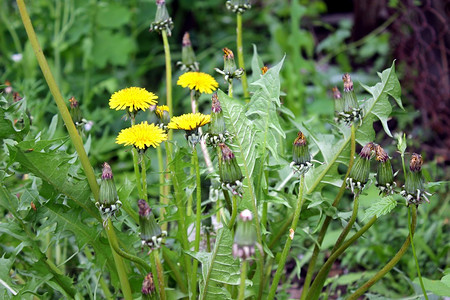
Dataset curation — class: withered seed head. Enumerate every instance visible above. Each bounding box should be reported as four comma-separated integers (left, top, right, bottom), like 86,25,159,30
410,153,423,172
375,144,389,162
342,73,353,92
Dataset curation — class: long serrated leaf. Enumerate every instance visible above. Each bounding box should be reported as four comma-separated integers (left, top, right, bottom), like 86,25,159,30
188,228,241,300
305,62,402,195
8,141,99,220
218,89,257,209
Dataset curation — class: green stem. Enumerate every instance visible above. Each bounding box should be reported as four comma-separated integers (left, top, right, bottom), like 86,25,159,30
153,250,167,300
157,146,168,230
162,247,188,293
238,261,248,300
267,175,306,300
409,207,428,300
300,123,356,300
236,13,249,100
261,202,268,233
347,207,417,300
228,82,233,98
16,2,132,297
228,195,238,230
162,30,172,118
16,0,99,201
192,146,202,300
105,219,133,300
307,193,360,300
141,153,148,201
307,216,376,300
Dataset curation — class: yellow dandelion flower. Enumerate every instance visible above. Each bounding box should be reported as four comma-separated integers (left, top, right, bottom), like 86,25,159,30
177,72,219,94
168,113,211,131
109,87,158,112
116,121,167,150
155,105,169,119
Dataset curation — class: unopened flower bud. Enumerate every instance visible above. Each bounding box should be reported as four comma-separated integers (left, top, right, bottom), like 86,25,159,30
226,0,251,14
375,145,396,195
142,273,156,297
401,153,430,206
205,93,231,147
290,131,312,175
150,0,173,36
233,209,256,260
336,74,363,125
69,96,82,124
155,105,170,129
219,143,244,197
138,199,167,250
346,142,374,194
96,163,122,219
332,87,344,116
177,32,199,72
215,48,244,84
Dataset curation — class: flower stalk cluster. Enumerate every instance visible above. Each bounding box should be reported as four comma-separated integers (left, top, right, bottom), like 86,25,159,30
233,209,257,260
215,48,244,84
375,144,396,195
346,142,374,194
150,0,173,36
334,74,363,125
290,131,312,175
177,32,199,72
204,93,232,147
96,163,122,221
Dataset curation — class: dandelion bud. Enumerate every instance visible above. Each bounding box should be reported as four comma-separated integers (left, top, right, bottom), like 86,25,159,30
233,209,257,260
346,142,374,194
138,199,167,250
375,145,396,195
205,93,231,147
290,131,312,175
215,48,244,84
336,74,363,125
155,105,170,130
226,0,251,14
141,273,156,297
332,87,344,116
150,0,173,36
219,143,244,197
96,163,122,219
401,153,430,206
177,32,199,72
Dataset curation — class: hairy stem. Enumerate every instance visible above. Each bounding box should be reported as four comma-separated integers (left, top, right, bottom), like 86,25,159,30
347,207,417,300
236,13,249,100
131,117,143,199
267,175,306,299
153,250,166,300
238,261,248,300
141,154,148,201
192,146,202,300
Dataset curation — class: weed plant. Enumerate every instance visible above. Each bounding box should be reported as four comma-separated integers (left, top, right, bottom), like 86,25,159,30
0,1,448,300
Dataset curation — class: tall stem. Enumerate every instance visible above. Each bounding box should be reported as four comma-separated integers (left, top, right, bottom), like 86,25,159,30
348,207,417,300
141,154,148,201
157,146,168,230
153,250,166,300
162,30,172,117
267,175,306,299
409,207,428,300
300,123,356,299
16,1,131,297
236,13,249,100
105,220,133,300
306,193,360,300
238,261,248,300
192,146,202,300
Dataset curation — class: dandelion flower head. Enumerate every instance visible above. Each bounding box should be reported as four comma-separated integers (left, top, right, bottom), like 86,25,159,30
116,121,168,150
109,87,158,112
168,113,211,130
177,72,219,94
